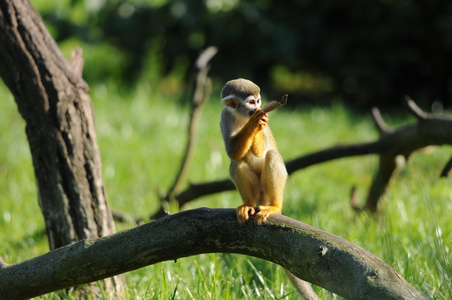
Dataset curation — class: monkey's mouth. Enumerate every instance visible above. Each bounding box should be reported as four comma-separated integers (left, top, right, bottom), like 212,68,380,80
249,109,256,116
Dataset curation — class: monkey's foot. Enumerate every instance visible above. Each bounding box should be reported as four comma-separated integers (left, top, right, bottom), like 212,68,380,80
254,206,281,225
236,205,256,226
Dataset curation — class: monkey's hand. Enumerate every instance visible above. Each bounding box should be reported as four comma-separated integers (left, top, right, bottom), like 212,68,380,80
226,109,268,161
249,109,268,132
236,204,256,226
254,205,281,225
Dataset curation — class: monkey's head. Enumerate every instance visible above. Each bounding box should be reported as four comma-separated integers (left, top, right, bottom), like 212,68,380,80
221,78,261,116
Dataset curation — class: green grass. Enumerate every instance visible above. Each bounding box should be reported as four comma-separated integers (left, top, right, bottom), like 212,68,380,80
0,81,451,299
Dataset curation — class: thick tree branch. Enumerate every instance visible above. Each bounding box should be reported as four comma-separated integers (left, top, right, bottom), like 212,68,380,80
0,208,427,300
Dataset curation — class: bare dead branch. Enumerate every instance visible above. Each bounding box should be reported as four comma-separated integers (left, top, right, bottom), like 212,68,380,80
145,179,235,222
350,186,362,212
195,46,218,73
146,99,452,215
404,95,428,120
161,47,217,217
440,155,452,177
284,269,320,300
365,154,398,211
176,179,235,207
0,208,427,300
285,142,380,173
371,107,392,135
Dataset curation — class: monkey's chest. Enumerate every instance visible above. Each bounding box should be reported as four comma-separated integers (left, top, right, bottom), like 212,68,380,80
244,151,266,176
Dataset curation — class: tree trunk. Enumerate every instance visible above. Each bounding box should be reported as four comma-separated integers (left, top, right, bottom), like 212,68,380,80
0,0,123,296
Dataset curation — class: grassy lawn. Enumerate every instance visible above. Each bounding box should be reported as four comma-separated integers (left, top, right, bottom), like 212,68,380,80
0,81,451,299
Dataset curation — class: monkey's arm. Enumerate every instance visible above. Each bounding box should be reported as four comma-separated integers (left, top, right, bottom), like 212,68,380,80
223,110,267,160
250,130,266,158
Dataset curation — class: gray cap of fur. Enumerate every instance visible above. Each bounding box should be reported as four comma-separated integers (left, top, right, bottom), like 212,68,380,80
221,78,260,103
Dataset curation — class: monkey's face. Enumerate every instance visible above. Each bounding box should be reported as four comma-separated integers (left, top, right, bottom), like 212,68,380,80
239,95,261,117
221,79,262,117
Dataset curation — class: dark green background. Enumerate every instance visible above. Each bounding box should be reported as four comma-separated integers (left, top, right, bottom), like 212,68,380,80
41,0,452,109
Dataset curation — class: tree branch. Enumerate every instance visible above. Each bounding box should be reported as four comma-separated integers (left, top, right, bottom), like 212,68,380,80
156,47,217,219
365,154,398,211
404,95,428,120
0,208,427,300
151,99,452,214
440,154,452,178
371,107,392,135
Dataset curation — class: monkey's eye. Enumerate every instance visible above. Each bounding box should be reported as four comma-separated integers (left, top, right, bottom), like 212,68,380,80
249,100,256,105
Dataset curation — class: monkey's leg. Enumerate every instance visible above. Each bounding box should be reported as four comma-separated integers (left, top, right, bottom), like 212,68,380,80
230,160,260,226
255,150,288,225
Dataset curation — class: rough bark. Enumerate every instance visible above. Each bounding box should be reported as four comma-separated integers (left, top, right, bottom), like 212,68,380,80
0,0,122,296
0,208,427,300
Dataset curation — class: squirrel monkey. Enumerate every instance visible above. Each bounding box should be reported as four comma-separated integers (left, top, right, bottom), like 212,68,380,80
220,78,288,226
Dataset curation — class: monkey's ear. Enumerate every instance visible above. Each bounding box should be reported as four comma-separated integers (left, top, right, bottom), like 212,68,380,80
221,95,238,108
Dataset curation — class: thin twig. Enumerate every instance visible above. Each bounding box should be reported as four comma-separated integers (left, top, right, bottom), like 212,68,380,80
404,95,428,120
371,107,392,135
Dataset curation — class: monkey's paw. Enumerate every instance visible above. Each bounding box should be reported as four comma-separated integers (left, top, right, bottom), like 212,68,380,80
236,205,256,226
254,206,281,225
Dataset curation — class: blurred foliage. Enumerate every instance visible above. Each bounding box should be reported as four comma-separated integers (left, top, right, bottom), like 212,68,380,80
36,0,452,109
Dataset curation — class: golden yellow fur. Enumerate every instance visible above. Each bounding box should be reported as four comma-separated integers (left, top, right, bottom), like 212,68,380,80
220,79,287,225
